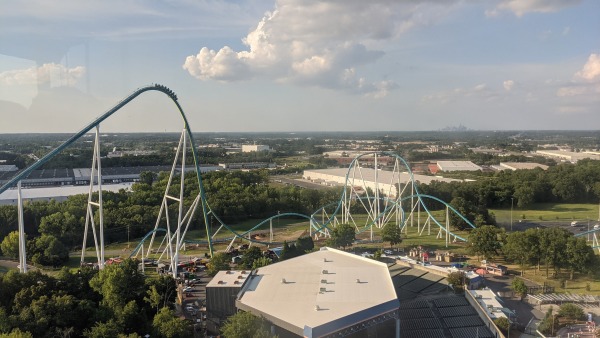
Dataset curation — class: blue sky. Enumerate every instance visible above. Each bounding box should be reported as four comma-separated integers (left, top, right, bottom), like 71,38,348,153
0,0,598,133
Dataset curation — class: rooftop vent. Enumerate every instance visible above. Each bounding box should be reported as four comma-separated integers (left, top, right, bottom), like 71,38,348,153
237,275,244,279
226,271,234,274
315,305,320,311
322,269,328,274
281,278,287,284
320,287,326,292
234,281,241,285
217,281,225,284
356,279,360,283
323,258,329,262
320,279,327,284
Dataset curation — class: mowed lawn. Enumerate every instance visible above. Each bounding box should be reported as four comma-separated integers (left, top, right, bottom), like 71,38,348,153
491,203,600,224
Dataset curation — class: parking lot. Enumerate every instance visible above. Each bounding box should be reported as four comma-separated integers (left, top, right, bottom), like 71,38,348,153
179,269,211,331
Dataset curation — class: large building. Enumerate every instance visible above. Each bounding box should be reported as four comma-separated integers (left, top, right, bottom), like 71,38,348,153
242,144,270,152
496,162,549,171
206,270,252,333
436,161,482,172
236,247,400,338
535,150,600,163
303,168,460,198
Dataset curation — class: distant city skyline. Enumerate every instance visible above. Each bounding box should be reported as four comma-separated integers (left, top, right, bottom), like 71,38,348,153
0,0,598,133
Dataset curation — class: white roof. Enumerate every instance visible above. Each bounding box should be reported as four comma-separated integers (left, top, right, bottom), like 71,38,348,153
499,162,548,171
236,247,399,337
436,161,482,171
207,270,251,288
468,289,507,320
304,168,460,185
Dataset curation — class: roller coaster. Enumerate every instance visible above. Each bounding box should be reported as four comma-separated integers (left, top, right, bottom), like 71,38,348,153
1,84,598,278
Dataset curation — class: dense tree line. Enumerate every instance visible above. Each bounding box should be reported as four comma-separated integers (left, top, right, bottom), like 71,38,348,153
0,171,342,265
419,160,600,212
0,260,187,337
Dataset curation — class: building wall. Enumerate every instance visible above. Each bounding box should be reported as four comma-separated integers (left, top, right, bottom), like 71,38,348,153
206,286,242,320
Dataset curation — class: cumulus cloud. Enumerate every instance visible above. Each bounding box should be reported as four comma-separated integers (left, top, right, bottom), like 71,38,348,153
557,54,600,97
0,63,85,86
487,0,582,17
503,80,515,91
575,54,600,81
183,0,455,97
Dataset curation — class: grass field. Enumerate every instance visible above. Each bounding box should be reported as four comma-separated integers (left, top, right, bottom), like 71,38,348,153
491,203,600,224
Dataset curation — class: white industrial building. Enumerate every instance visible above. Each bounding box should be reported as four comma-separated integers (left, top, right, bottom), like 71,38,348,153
535,150,600,163
436,161,482,172
303,168,460,198
242,144,270,152
497,162,548,171
236,247,400,337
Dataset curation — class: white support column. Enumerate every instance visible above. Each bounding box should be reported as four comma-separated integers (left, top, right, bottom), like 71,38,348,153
81,126,105,269
445,206,450,248
374,153,379,229
17,181,27,273
173,129,186,279
96,126,105,269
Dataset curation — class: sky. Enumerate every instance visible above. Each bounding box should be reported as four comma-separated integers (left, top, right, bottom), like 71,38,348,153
0,0,598,133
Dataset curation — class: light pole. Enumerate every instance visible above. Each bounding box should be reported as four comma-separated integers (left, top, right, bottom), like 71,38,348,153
510,197,514,232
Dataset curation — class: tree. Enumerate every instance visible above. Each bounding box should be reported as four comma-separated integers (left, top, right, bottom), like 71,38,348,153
446,271,466,291
30,234,69,267
565,236,595,280
144,275,176,315
494,317,510,335
152,307,191,338
381,224,402,248
38,212,80,247
538,227,570,277
511,278,528,299
295,236,314,253
467,225,503,260
207,253,230,277
139,171,157,186
251,257,272,270
279,241,298,261
538,307,559,335
503,229,539,275
241,247,263,269
89,259,146,311
0,329,33,338
83,320,121,338
558,303,585,321
0,231,20,259
221,311,275,338
326,223,356,250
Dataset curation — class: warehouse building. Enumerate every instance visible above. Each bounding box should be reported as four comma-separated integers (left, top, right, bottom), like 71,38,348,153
496,162,548,171
235,247,400,338
242,144,270,152
206,270,252,334
436,161,482,172
303,168,460,198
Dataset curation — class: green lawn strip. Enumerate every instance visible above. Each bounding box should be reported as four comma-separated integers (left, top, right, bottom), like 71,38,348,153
491,203,600,224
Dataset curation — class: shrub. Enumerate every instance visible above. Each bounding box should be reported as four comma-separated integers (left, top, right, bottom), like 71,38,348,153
558,303,584,321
